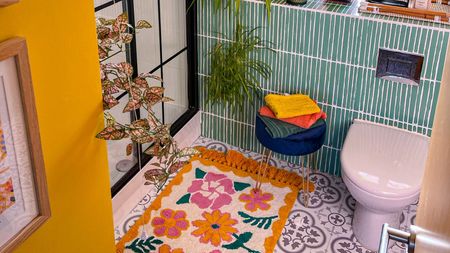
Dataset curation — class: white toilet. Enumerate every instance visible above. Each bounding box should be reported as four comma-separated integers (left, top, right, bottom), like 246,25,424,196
341,119,430,250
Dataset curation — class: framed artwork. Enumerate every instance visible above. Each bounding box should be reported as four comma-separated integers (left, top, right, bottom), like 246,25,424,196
0,0,19,7
0,37,50,252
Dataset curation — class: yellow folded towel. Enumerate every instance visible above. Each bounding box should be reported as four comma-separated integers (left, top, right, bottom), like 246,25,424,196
265,94,320,118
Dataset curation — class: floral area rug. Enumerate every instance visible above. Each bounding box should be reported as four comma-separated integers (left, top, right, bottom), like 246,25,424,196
116,147,314,253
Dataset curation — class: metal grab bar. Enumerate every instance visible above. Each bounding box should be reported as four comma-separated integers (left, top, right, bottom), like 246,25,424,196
378,223,416,253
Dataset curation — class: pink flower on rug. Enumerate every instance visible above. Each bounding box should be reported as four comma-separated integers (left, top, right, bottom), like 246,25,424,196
151,209,189,239
187,172,235,209
239,188,274,212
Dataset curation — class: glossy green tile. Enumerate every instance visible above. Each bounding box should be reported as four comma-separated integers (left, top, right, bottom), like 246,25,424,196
197,0,448,175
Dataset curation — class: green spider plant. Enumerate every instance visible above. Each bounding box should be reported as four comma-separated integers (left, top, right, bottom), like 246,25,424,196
206,23,272,112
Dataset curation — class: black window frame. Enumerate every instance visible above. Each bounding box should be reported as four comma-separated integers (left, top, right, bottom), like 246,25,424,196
95,0,198,197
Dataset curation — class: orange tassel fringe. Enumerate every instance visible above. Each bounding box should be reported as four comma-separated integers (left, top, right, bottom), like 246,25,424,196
194,147,315,192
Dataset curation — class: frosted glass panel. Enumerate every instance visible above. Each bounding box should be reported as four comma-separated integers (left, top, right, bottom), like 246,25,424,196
141,69,162,152
106,94,137,186
134,0,161,72
163,51,188,124
94,0,114,8
96,2,123,20
160,0,187,61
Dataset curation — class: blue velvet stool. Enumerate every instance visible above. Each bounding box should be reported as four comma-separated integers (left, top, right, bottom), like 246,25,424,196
255,115,327,207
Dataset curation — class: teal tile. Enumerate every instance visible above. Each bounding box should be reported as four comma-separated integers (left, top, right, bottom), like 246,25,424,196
198,2,446,176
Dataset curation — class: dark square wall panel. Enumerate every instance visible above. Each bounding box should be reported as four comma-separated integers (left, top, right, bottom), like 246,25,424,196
376,49,424,86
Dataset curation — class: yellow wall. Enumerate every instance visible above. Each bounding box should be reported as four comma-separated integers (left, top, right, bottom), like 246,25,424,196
0,1,116,252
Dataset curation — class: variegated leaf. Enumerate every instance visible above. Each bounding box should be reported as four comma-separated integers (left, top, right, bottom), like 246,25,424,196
169,161,188,174
102,80,120,95
123,98,142,112
100,64,107,80
104,113,116,126
139,73,163,82
130,87,142,98
96,125,128,140
144,169,164,178
161,97,174,103
143,87,166,106
120,33,133,44
114,77,130,90
129,119,153,143
98,17,115,26
144,144,159,156
148,86,165,96
133,77,148,88
118,62,133,76
130,119,150,129
108,31,120,42
143,92,162,107
112,13,128,33
136,20,152,29
130,133,153,144
97,26,111,40
98,46,108,59
103,95,119,110
126,143,133,156
179,147,201,157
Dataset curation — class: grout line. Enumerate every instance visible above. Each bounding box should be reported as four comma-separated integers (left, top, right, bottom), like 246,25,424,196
201,111,342,151
196,34,440,84
243,0,450,32
198,73,433,132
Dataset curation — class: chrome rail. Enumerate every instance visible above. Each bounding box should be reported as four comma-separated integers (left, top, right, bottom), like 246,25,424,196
378,223,416,253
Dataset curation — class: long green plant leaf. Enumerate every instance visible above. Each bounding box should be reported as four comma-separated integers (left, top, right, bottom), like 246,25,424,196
206,23,272,112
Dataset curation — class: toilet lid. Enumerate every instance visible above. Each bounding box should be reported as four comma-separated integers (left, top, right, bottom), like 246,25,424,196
341,120,430,198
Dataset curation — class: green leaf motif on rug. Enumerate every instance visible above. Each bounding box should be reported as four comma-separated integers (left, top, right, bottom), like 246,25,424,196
176,193,191,204
238,211,278,230
222,232,260,253
195,168,206,179
233,182,251,191
125,236,163,253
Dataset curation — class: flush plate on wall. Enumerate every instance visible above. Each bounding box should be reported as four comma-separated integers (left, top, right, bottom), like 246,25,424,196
376,49,424,86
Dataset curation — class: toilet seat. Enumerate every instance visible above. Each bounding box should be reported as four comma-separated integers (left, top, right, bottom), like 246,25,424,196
341,119,430,199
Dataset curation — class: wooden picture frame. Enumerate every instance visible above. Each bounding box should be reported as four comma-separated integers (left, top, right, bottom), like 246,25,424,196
0,37,50,252
0,0,19,7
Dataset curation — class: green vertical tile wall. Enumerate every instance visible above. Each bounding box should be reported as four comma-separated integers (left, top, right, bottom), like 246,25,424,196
197,0,450,175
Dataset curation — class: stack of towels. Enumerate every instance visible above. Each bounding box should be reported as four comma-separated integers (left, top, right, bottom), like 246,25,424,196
257,94,327,139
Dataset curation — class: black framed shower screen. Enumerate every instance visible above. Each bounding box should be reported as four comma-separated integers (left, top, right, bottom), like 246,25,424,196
94,0,198,197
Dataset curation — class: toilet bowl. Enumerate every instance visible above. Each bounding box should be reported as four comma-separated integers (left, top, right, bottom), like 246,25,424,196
341,119,429,250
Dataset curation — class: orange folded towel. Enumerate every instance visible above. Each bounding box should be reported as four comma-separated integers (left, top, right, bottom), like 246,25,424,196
259,106,327,129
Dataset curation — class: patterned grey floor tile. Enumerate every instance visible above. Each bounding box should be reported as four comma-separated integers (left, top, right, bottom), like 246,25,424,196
298,173,345,209
276,209,330,253
328,233,375,253
316,204,352,236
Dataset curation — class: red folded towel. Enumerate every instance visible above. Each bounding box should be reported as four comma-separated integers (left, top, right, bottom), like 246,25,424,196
259,106,327,129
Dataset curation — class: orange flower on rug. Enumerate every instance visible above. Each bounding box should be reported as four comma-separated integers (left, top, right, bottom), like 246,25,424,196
158,244,183,253
116,148,314,253
191,209,238,246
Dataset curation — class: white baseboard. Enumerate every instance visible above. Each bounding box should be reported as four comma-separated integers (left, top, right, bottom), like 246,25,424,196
112,111,201,226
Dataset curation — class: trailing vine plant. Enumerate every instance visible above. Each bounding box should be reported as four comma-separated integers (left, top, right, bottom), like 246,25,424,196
95,13,199,192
